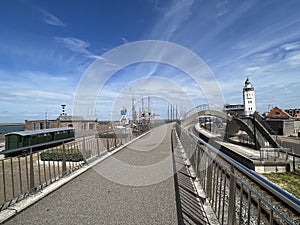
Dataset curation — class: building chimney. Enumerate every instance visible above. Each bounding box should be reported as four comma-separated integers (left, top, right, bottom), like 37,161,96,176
61,104,66,116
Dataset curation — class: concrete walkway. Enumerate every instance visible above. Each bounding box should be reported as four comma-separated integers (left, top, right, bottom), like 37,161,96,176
3,123,209,225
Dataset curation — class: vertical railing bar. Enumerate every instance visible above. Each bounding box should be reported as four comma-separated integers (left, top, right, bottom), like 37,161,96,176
48,151,52,183
221,171,227,225
62,142,67,175
2,160,7,202
18,156,23,194
66,143,70,171
66,143,71,171
257,199,261,225
212,162,217,209
228,166,237,225
10,158,15,198
71,142,75,169
96,137,100,157
206,160,212,202
37,152,41,186
218,168,223,219
214,164,220,211
269,209,274,225
56,147,60,177
212,163,217,210
82,137,86,164
43,152,47,184
29,148,35,190
106,137,109,151
247,191,251,225
76,141,80,166
239,183,243,225
52,147,56,181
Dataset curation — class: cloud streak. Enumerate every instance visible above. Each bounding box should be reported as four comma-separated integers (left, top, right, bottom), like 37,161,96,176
55,36,106,60
39,9,66,27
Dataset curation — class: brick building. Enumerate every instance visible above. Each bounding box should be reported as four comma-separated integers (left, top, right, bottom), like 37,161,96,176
264,106,297,136
25,105,98,136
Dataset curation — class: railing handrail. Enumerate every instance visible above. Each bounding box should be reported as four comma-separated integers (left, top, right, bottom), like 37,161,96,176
178,124,300,214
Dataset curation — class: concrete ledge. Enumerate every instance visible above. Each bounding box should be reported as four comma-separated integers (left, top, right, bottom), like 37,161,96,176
0,130,152,224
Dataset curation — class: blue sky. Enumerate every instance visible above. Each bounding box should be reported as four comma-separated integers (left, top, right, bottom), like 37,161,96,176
0,0,300,122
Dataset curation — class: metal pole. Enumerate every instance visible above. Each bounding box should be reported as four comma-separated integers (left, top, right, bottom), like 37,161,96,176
253,116,258,150
206,163,212,200
62,142,67,174
228,166,236,225
293,147,295,171
29,148,35,190
167,105,169,121
107,137,109,151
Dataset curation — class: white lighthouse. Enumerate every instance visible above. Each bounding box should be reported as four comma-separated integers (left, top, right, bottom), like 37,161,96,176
243,78,256,116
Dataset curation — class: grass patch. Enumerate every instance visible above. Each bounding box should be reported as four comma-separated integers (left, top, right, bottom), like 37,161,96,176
262,172,300,199
40,148,92,162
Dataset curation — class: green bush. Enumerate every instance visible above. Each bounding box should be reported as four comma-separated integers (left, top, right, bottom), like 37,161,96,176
40,149,92,162
96,132,116,138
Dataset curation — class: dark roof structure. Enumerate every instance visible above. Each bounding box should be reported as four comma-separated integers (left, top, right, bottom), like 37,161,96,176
5,127,74,136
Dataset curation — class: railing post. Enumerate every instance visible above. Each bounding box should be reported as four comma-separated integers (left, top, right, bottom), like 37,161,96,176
62,142,67,175
285,148,288,161
96,137,100,156
195,144,200,175
82,137,87,163
114,137,117,148
2,160,7,202
228,166,236,225
107,137,109,151
29,148,35,190
206,160,213,200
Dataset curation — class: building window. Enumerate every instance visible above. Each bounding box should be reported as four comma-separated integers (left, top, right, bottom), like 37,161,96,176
89,123,94,130
275,111,280,115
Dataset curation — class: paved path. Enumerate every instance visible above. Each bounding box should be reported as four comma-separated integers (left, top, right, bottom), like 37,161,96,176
278,136,300,155
3,123,209,225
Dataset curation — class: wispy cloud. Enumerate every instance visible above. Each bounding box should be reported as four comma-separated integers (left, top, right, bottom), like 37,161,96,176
55,36,106,60
39,9,66,27
282,41,300,51
121,37,129,44
216,0,229,17
149,0,194,41
55,37,91,54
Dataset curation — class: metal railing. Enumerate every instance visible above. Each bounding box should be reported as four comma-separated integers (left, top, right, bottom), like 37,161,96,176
0,130,134,211
175,124,299,225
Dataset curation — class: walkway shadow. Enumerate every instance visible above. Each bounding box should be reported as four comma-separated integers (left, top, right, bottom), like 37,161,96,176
172,145,209,225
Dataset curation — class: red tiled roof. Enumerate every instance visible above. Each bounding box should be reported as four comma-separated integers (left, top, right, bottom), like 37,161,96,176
266,106,292,119
294,113,300,120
